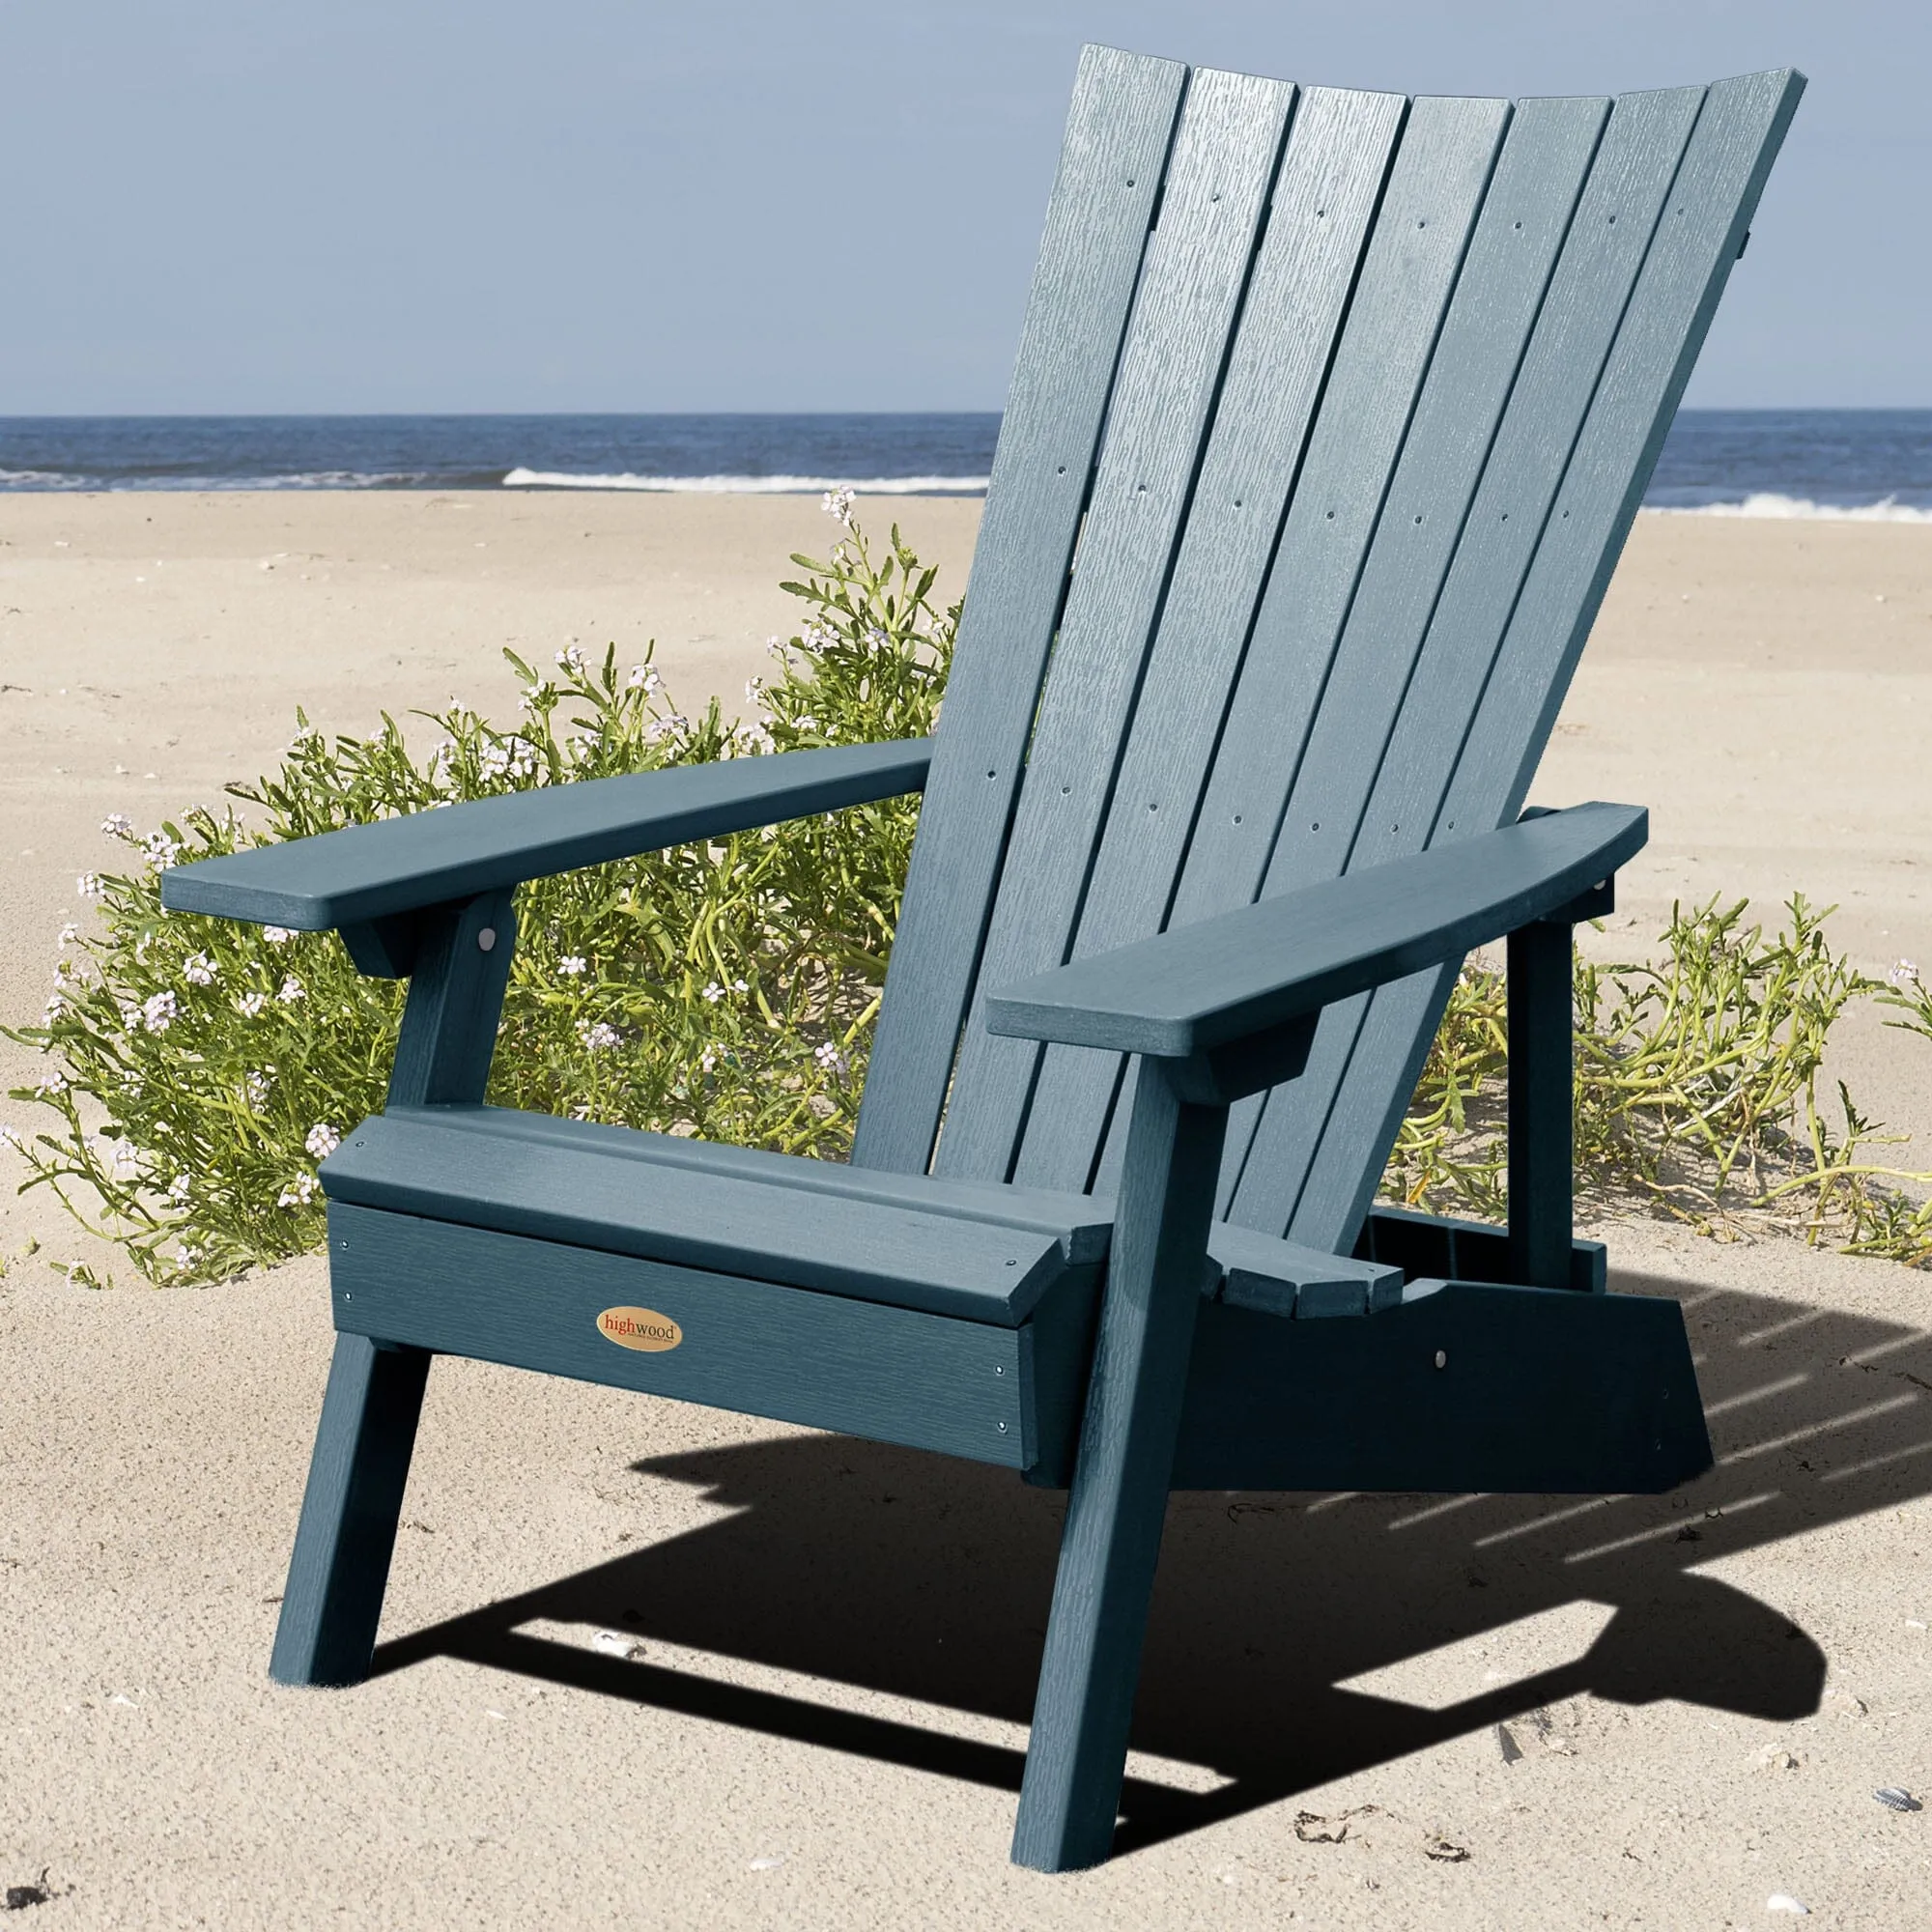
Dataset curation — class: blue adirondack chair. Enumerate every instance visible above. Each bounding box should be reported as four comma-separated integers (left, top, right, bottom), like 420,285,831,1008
163,47,1802,1871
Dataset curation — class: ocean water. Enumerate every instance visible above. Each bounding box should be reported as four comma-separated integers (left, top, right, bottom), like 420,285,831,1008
0,413,998,497
0,410,1928,517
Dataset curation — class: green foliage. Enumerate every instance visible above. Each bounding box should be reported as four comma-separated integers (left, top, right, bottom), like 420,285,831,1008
5,498,1929,1283
1384,898,1932,1264
3,503,953,1283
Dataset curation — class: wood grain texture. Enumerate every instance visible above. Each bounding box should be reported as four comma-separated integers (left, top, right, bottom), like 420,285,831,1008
161,739,930,930
1230,83,1708,1241
268,1334,432,1688
1507,917,1577,1289
852,45,1185,1176
1166,94,1512,938
1009,86,1406,1190
1251,96,1613,908
1355,1201,1607,1294
1085,96,1510,1211
985,803,1644,1056
1172,1279,1710,1492
327,1204,1084,1472
936,66,1297,1183
324,1108,1094,1325
408,1102,1115,1263
1270,75,1803,1252
384,889,517,1110
1010,1064,1225,1870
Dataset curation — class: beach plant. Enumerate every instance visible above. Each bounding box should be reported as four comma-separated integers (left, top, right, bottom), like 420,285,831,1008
5,497,1932,1282
3,494,953,1283
1385,905,1932,1263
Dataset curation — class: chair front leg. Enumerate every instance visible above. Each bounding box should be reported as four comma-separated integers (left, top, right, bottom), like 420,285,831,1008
1010,1062,1226,1872
272,886,517,1687
270,1333,432,1686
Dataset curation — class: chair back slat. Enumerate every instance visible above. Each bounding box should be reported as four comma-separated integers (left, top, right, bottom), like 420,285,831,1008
857,47,1801,1254
1005,84,1410,1192
852,44,1186,1175
933,66,1299,1180
1235,72,1804,1250
1216,84,1706,1231
1017,92,1514,1196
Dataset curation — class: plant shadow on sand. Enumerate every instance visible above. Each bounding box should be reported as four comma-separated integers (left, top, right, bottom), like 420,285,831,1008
370,1265,1930,1858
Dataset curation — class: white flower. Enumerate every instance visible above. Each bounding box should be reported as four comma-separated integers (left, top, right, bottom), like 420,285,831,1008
58,923,79,946
237,991,268,1018
558,955,588,978
795,715,819,732
35,1069,68,1096
166,1173,191,1205
1889,958,1920,987
733,978,748,993
554,644,585,674
277,1173,320,1208
183,952,216,986
106,1137,139,1179
141,990,178,1033
699,1049,718,1073
175,1243,201,1269
100,812,134,838
745,676,764,703
143,831,182,871
702,981,725,1004
76,873,103,899
765,636,791,663
576,1019,621,1051
627,664,661,694
0,1124,22,1151
645,714,690,744
262,925,294,946
277,976,305,1005
813,1040,848,1075
304,1122,342,1159
244,1069,272,1107
821,487,856,527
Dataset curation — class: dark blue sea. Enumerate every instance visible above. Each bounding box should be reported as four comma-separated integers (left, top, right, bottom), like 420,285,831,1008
1,411,1929,517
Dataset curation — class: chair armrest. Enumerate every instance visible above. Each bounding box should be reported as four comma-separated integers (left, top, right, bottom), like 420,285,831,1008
159,739,931,931
984,801,1645,1062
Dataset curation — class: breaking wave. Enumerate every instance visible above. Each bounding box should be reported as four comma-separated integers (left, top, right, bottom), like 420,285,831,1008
500,468,990,495
1650,492,1932,524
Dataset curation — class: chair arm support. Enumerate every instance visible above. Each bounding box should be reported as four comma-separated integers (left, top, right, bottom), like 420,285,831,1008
159,740,932,933
984,801,1645,1070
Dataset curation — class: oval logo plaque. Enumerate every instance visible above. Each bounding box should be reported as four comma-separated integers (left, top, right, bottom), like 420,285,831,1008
596,1306,683,1352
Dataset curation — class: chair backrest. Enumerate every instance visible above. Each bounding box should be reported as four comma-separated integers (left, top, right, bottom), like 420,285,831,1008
852,45,1801,1254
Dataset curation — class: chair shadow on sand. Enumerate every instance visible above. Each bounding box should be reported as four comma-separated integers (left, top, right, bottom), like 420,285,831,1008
370,1264,1930,1856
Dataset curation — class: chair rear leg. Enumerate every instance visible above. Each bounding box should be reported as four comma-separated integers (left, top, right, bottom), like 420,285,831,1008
270,1333,432,1688
1010,1070,1225,1872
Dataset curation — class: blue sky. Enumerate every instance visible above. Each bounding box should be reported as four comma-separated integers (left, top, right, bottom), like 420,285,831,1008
0,2,1919,412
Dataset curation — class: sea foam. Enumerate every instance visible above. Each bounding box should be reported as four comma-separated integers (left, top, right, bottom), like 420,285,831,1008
500,468,990,495
1650,492,1932,524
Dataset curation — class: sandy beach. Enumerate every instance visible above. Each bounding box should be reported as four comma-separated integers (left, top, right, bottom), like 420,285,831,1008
2,493,1929,1927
